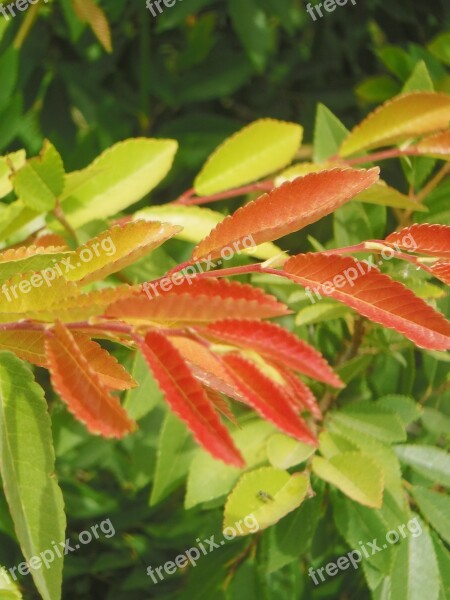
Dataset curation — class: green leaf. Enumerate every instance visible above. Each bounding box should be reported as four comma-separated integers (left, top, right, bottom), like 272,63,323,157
194,119,302,196
12,141,64,212
331,493,394,575
395,445,450,488
60,138,178,227
411,486,450,544
263,487,323,573
0,352,66,600
375,395,422,427
312,452,384,508
0,200,40,241
402,61,434,93
135,205,281,260
224,467,309,533
0,150,26,198
228,0,271,71
377,45,413,81
431,531,450,600
0,48,18,112
313,104,349,162
185,420,275,509
355,76,400,103
421,407,450,438
150,412,195,506
123,352,162,420
0,250,72,284
428,33,450,66
295,301,351,326
318,430,359,458
329,403,406,443
390,516,439,600
266,433,316,469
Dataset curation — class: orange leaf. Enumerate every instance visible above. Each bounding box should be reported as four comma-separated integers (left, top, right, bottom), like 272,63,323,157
205,389,238,425
168,335,244,402
138,330,244,466
284,253,450,351
205,319,342,387
72,332,137,390
222,353,318,445
415,130,450,159
192,168,379,260
106,278,289,323
45,321,136,438
0,330,47,366
385,224,450,259
339,92,450,156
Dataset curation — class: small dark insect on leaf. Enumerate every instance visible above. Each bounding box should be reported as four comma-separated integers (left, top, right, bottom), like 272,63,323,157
257,490,274,503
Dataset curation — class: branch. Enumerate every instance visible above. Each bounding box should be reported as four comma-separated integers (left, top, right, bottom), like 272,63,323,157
172,180,274,206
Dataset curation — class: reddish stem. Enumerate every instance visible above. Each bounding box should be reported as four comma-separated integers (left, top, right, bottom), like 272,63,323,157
172,180,274,206
344,147,419,166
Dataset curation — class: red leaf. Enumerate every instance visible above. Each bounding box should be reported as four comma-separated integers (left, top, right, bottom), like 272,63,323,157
192,168,379,260
106,278,289,322
205,389,238,425
205,319,342,387
222,353,318,445
385,224,450,259
45,321,136,438
423,260,450,286
276,365,322,419
284,253,450,351
138,330,244,466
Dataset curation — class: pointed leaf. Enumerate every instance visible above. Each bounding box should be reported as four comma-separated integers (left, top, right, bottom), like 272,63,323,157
339,92,450,157
312,452,384,508
385,224,450,259
267,433,316,469
60,139,178,227
71,333,137,391
193,168,379,260
411,486,450,544
206,318,342,387
45,321,136,438
107,278,289,322
194,119,303,195
284,252,450,350
72,0,112,52
64,220,182,285
275,365,322,419
313,103,349,162
11,140,64,212
355,181,428,211
222,353,318,445
0,352,66,600
137,330,244,466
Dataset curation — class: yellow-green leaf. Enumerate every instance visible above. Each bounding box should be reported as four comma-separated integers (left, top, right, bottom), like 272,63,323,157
0,246,71,284
0,353,66,600
64,220,182,285
224,466,310,534
12,141,64,212
60,138,178,227
266,433,316,469
312,452,384,508
194,119,303,196
0,150,25,198
354,180,428,211
339,92,450,157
